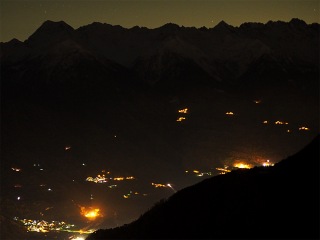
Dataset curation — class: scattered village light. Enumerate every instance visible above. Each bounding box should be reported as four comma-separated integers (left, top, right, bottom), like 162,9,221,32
64,146,71,151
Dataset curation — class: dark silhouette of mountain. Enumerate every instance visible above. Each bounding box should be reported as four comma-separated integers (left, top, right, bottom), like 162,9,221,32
1,19,318,93
26,20,74,47
87,135,319,239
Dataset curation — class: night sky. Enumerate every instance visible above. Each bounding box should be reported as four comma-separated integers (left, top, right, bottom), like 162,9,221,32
0,0,319,42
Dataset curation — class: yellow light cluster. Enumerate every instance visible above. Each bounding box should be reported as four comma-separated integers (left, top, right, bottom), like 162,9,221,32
254,100,261,104
226,112,234,115
216,168,231,173
86,175,107,183
178,108,188,114
263,120,268,124
113,176,135,181
113,177,124,181
299,126,310,131
151,183,167,188
86,173,135,183
16,218,75,233
275,121,289,125
176,117,186,122
233,163,252,169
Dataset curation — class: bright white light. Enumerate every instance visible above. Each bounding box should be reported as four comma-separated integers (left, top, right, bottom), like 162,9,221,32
17,196,21,200
166,183,176,192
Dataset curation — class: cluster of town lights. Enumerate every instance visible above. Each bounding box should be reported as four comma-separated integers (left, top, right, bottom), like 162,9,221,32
14,217,80,233
86,171,135,184
176,108,188,122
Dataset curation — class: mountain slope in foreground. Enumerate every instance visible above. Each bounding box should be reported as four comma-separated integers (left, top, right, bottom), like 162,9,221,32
88,135,319,239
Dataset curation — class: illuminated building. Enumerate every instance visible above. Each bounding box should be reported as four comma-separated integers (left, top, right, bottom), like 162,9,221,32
178,108,188,114
176,117,186,122
299,126,310,131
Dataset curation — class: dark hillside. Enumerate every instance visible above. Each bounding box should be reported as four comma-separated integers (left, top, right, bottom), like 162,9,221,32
88,135,319,239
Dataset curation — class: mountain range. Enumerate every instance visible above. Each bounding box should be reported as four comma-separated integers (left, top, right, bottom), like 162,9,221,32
1,19,319,94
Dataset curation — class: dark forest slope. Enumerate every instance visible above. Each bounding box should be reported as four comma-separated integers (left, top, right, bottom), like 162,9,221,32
88,135,319,239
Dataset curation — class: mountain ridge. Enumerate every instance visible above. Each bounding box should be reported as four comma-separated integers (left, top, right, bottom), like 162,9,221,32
1,18,318,91
87,135,319,239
